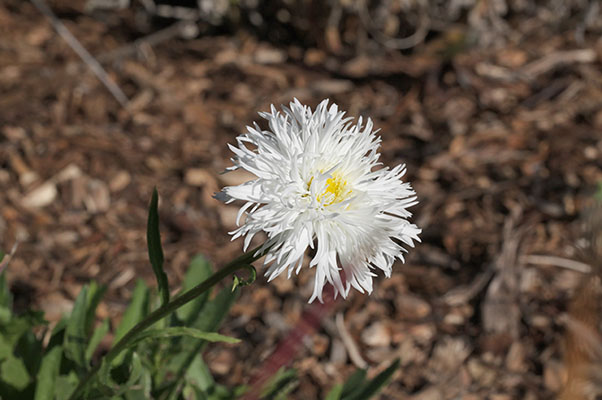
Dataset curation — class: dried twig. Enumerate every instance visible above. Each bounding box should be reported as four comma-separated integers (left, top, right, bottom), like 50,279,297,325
325,0,343,53
0,242,20,274
520,254,591,274
335,312,367,369
154,4,199,20
440,265,495,306
96,20,196,64
31,0,130,107
482,209,524,338
520,49,596,80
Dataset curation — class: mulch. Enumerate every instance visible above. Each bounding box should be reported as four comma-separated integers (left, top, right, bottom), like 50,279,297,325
1,1,602,398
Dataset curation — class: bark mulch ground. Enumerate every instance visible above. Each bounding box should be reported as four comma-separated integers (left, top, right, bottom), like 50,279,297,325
1,1,602,398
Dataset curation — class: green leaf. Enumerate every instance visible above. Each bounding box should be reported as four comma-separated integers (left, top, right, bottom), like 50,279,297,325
125,365,152,400
113,280,149,345
176,255,213,324
0,307,10,325
111,352,145,397
98,356,115,390
341,369,366,398
185,354,215,392
34,346,62,400
211,383,240,400
182,384,207,400
232,265,257,292
108,350,135,386
112,280,149,368
85,281,107,334
46,318,68,351
325,384,343,400
64,286,88,368
127,327,239,349
0,251,4,264
147,187,169,306
195,285,239,332
1,355,31,390
345,359,400,400
0,271,12,309
85,318,110,362
0,311,44,352
595,182,602,201
156,286,241,400
0,336,11,362
15,330,43,376
54,372,79,400
260,367,298,399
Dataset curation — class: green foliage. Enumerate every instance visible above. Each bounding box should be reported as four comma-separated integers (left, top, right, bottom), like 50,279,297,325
126,327,240,348
1,354,31,390
339,358,400,400
34,346,62,400
324,383,343,400
596,181,602,202
64,286,88,369
231,265,257,292
0,271,44,399
260,360,400,400
85,318,109,363
0,280,399,400
0,191,400,400
0,257,247,400
155,284,241,400
340,368,367,398
147,187,170,306
260,367,299,400
176,255,212,324
113,280,150,345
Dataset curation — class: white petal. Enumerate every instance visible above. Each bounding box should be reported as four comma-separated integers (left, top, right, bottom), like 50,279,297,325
216,99,420,301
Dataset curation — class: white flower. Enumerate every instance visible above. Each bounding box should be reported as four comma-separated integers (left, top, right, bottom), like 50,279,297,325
217,99,421,302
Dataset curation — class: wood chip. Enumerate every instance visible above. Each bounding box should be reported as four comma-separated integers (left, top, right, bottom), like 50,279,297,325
22,181,57,208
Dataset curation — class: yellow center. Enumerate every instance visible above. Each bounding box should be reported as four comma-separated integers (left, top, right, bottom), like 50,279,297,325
307,173,351,206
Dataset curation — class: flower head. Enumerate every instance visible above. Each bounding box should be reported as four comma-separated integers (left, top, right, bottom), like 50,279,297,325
217,99,421,302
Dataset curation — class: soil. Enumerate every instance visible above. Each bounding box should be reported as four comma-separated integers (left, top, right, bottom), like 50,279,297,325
2,1,602,399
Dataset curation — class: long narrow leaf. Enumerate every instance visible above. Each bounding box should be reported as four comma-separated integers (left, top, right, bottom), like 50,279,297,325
195,286,239,332
346,359,400,400
325,384,343,400
157,286,241,400
111,352,145,397
184,354,215,392
54,372,79,400
341,368,366,398
107,327,240,380
34,346,63,400
114,280,149,344
85,281,106,334
85,318,110,362
260,367,298,399
147,187,169,306
128,327,240,348
111,280,150,369
176,255,212,324
0,270,11,309
64,286,88,368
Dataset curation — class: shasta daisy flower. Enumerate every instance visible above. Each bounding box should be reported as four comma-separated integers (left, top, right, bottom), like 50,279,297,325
217,99,421,302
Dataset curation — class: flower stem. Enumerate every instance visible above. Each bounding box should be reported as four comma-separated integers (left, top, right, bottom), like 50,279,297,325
68,245,265,400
